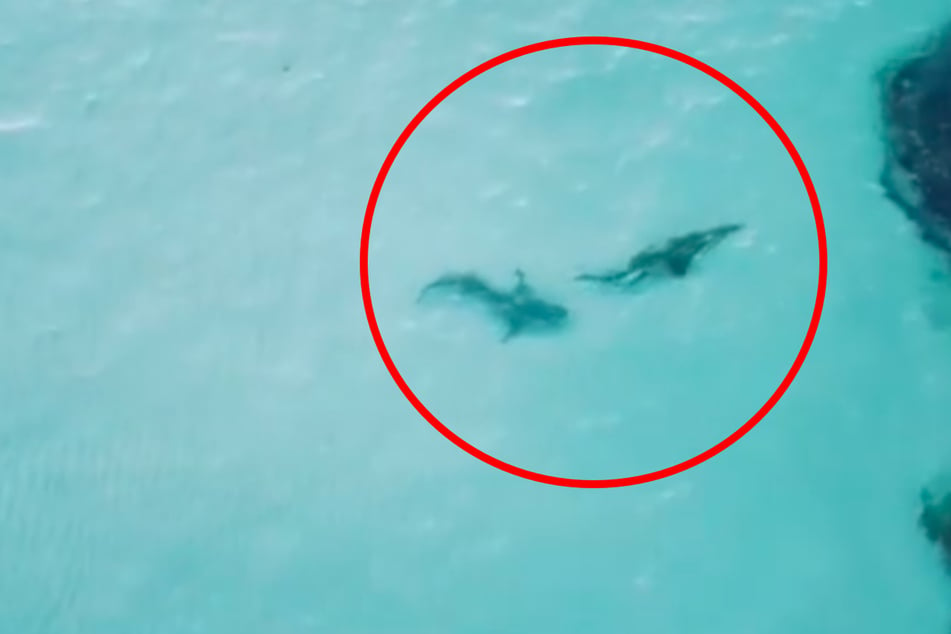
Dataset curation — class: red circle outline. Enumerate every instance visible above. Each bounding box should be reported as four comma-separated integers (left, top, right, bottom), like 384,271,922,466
360,36,827,488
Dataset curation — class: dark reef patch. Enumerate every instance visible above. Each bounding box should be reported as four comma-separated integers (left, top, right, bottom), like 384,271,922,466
919,480,951,573
879,25,951,254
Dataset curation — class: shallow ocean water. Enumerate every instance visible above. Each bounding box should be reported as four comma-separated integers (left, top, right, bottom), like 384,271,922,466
4,0,951,632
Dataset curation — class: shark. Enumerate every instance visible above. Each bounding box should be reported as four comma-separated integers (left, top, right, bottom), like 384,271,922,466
575,223,745,290
418,269,569,342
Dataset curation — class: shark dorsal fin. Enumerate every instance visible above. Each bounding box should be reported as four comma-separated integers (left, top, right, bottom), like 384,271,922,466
667,253,692,277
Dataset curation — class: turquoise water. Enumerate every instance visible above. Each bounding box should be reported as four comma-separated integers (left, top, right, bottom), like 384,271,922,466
4,0,951,631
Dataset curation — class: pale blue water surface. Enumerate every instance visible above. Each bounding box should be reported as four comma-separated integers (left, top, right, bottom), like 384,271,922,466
3,0,951,632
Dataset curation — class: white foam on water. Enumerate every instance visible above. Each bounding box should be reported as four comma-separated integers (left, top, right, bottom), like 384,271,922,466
0,114,42,133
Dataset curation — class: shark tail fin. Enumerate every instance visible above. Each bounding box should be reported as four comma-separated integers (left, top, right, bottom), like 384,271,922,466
416,282,437,304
